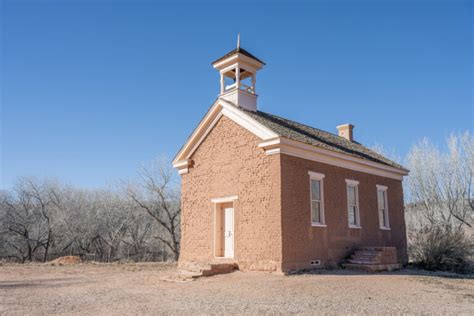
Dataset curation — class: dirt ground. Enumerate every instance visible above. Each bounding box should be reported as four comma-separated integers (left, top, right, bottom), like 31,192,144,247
0,263,473,315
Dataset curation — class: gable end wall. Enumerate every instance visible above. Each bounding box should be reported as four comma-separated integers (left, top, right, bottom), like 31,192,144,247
179,116,283,272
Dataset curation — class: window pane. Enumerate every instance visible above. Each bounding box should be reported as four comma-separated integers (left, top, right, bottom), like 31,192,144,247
379,208,385,226
348,206,356,225
347,185,355,205
311,179,320,201
311,201,321,223
377,190,385,209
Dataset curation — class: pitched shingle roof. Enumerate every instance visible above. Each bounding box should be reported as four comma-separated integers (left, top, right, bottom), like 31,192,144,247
211,47,266,65
241,108,404,169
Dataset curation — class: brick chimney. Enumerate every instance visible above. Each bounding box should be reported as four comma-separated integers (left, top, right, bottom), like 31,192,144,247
337,124,354,141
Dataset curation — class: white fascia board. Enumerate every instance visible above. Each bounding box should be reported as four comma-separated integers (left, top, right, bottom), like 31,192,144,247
219,63,239,74
219,99,278,140
173,99,278,170
260,137,409,180
258,137,281,149
185,112,223,160
213,54,263,70
172,160,190,168
237,53,264,68
172,100,223,164
212,55,238,68
220,63,259,76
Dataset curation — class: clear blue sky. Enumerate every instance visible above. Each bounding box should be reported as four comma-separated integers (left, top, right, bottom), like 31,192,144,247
1,0,472,189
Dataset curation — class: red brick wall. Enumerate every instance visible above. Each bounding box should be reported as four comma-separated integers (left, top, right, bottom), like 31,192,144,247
280,154,408,272
179,116,283,272
179,115,407,273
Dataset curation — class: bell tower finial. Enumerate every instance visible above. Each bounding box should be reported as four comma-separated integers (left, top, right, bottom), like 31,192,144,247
237,33,240,49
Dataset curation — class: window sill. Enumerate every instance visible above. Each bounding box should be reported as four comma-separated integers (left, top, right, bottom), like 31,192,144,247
349,225,362,229
379,226,391,230
312,223,327,227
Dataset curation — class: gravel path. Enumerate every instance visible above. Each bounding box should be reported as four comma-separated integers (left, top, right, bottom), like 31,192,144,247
0,263,473,315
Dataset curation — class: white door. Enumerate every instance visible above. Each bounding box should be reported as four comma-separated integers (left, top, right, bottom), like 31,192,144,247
224,207,234,258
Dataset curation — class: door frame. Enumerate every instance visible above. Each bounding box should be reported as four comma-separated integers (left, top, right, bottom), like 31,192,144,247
211,195,238,259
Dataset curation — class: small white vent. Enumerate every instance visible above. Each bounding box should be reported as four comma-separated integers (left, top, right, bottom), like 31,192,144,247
310,260,321,266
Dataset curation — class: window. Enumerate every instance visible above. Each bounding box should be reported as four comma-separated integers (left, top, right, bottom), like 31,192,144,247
377,185,390,229
346,179,361,228
309,171,325,226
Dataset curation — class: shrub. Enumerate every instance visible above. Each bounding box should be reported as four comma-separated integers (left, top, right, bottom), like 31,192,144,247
409,225,473,273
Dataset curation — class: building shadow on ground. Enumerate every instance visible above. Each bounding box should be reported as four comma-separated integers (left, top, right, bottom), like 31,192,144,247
287,267,474,280
0,277,90,290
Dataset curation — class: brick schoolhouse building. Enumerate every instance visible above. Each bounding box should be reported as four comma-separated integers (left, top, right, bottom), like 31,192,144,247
173,41,409,273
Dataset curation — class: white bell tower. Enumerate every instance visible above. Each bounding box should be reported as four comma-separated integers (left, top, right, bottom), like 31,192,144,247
211,35,265,112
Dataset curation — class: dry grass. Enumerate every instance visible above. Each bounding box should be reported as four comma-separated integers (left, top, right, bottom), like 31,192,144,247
0,263,473,315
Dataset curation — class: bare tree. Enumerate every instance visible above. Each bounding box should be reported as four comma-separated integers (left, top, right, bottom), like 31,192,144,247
126,159,181,260
50,187,100,258
406,132,473,229
0,178,55,262
0,158,179,263
26,178,60,262
370,142,402,165
405,132,473,271
123,212,153,261
95,190,135,262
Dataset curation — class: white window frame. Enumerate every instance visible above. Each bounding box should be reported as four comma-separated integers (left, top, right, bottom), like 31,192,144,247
345,179,361,228
376,185,390,230
309,171,326,227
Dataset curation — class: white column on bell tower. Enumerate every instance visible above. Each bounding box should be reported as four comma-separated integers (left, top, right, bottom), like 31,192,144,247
220,73,224,94
251,74,256,93
235,66,240,90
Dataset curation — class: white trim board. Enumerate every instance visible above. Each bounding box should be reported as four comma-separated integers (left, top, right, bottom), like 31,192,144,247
345,179,360,186
211,195,239,203
260,137,408,180
173,100,408,181
172,98,277,174
172,100,223,172
308,171,325,180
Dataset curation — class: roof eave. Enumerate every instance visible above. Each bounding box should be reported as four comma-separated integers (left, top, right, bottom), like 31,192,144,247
259,136,409,180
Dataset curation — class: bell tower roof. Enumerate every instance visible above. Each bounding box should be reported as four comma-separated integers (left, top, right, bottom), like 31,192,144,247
211,47,266,66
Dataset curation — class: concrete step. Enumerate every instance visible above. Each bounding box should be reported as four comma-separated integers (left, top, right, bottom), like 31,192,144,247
354,250,382,256
351,257,379,262
351,257,380,262
352,253,381,259
181,264,211,273
348,256,382,262
344,246,399,271
348,259,382,265
342,263,402,272
359,246,393,252
210,263,237,273
178,261,238,278
350,255,381,261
